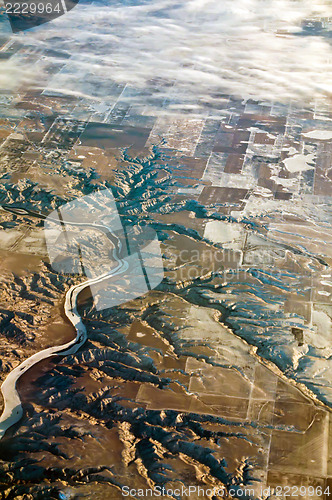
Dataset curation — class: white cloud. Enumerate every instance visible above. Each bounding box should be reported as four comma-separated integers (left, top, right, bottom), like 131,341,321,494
1,0,332,108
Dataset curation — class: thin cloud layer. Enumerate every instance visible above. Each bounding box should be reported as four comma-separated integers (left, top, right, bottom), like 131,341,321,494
1,0,332,108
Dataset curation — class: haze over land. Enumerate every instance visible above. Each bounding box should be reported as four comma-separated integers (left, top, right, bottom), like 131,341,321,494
1,0,332,104
0,0,331,498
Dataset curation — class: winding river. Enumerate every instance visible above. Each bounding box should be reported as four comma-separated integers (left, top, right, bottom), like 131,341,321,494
0,206,129,440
